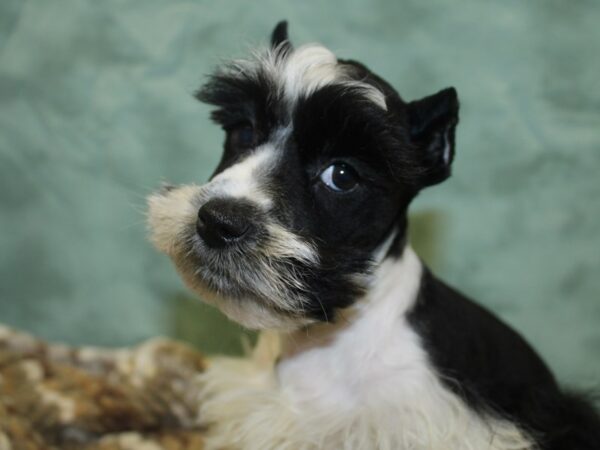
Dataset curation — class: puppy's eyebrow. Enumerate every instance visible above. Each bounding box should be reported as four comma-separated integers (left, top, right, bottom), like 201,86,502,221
196,68,277,128
197,68,274,106
197,44,386,115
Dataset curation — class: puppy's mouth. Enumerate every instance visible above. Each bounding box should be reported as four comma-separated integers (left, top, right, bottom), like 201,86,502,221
147,185,319,328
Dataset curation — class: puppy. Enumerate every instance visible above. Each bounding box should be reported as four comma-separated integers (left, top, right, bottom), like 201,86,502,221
148,21,600,450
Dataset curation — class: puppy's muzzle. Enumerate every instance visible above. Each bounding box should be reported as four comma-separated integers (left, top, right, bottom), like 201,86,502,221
196,197,257,248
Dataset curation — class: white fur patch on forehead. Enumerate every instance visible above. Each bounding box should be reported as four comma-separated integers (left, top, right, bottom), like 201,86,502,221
237,43,387,110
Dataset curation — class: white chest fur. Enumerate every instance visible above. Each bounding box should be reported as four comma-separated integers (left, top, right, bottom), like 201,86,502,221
198,248,533,450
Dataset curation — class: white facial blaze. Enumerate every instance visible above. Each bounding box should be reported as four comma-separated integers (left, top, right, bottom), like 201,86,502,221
208,145,277,208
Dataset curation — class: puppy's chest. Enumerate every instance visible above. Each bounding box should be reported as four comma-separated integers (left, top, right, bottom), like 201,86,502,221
201,322,531,450
199,250,533,449
277,315,432,414
272,315,532,450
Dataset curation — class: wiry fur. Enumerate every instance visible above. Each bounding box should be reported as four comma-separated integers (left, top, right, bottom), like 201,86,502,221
147,166,320,329
197,249,532,450
220,42,387,112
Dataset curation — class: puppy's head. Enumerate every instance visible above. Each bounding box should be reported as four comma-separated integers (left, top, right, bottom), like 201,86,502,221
148,22,459,330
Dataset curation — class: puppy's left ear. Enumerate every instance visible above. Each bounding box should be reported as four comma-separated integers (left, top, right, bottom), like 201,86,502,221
407,87,459,187
271,20,293,52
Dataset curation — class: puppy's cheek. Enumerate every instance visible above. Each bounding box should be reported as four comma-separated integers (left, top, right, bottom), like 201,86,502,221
146,185,202,257
262,223,318,265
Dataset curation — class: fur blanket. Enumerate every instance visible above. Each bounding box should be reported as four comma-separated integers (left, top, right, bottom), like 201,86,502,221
0,325,206,449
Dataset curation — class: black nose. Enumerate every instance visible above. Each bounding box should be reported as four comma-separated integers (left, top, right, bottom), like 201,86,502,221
197,198,254,248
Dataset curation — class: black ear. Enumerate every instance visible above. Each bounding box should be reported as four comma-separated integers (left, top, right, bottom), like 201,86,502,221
407,87,459,187
271,20,292,51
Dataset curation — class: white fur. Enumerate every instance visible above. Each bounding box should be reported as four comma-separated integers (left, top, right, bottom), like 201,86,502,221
372,226,398,263
213,298,305,330
147,183,201,256
197,247,534,450
443,132,452,165
209,145,277,208
236,44,387,110
263,222,318,265
281,45,341,104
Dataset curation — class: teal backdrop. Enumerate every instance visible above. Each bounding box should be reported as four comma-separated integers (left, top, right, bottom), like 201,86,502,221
0,0,598,388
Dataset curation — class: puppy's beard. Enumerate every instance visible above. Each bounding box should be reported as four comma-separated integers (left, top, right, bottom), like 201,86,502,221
147,185,318,330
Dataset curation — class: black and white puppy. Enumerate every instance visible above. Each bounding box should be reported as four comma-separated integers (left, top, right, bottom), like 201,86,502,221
148,22,600,450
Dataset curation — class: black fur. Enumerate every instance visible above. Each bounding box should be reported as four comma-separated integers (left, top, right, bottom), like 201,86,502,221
270,20,291,51
410,270,600,449
195,21,600,447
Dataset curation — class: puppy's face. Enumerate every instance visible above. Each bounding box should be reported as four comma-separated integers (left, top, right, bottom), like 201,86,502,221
148,22,459,330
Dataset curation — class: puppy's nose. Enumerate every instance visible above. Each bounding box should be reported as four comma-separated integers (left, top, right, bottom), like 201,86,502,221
197,198,254,248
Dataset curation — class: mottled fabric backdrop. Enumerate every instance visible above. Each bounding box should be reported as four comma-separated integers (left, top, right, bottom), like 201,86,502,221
0,0,598,387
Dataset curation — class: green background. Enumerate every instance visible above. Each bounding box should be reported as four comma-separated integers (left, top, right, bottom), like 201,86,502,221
0,0,598,388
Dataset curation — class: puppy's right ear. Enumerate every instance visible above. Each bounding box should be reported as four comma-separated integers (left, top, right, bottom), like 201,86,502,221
271,20,293,52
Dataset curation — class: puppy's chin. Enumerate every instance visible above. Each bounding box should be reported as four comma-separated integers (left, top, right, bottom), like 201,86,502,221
147,186,316,331
219,301,312,331
173,264,313,331
190,282,313,331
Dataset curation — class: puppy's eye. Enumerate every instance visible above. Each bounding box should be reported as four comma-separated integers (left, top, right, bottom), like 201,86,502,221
319,163,359,192
229,124,256,148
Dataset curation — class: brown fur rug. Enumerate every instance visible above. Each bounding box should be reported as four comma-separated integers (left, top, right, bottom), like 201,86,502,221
0,325,206,449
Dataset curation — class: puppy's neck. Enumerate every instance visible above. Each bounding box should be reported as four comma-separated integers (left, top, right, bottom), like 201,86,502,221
278,245,423,362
